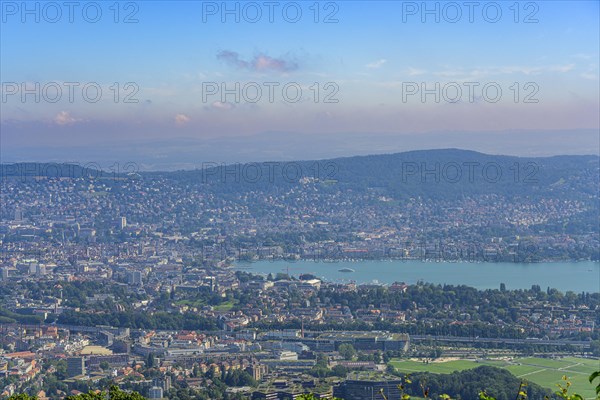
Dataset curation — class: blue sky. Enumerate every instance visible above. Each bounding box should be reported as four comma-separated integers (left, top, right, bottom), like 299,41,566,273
1,0,599,161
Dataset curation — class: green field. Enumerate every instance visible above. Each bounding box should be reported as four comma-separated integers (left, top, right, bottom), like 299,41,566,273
174,299,237,311
213,300,237,311
389,357,600,399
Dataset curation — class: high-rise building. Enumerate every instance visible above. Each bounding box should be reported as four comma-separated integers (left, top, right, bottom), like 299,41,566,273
35,264,46,276
66,356,85,377
247,363,268,381
28,262,38,276
333,379,404,400
202,276,216,292
152,376,171,392
148,386,163,399
14,208,23,222
127,270,142,286
111,339,131,354
0,268,9,281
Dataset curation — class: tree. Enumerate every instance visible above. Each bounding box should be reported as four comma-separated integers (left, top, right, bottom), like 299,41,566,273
589,340,600,357
315,353,328,368
275,272,288,281
332,365,349,377
65,386,146,400
9,387,146,400
589,371,600,399
373,351,382,364
298,395,342,400
338,343,356,360
8,395,37,400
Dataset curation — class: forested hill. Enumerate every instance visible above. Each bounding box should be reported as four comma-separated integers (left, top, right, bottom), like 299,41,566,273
2,149,598,200
157,149,599,200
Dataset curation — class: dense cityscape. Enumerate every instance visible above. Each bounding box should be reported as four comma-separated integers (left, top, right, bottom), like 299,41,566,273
0,151,598,399
2,1,599,398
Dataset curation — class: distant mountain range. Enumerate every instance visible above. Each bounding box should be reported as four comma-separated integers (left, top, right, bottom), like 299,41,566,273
166,149,599,200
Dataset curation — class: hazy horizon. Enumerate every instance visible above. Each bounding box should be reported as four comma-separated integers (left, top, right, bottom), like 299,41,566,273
2,1,598,166
2,128,598,171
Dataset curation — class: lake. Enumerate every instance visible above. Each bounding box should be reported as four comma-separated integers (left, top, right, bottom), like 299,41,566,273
233,260,600,292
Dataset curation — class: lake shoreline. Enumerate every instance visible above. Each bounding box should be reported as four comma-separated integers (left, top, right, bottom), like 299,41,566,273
231,259,600,293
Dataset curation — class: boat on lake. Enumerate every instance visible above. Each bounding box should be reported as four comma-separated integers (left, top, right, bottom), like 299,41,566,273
338,268,355,272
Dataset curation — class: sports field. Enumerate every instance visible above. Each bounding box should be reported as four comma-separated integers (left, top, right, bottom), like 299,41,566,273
389,356,600,399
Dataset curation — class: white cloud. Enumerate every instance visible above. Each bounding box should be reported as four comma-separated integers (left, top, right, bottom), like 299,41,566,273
211,101,234,110
432,64,576,78
366,59,387,69
580,72,598,81
174,113,191,125
548,64,575,73
217,50,298,73
406,67,426,76
571,53,594,60
54,111,78,125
